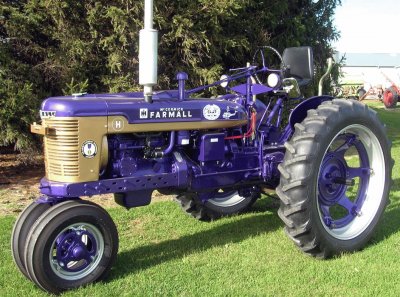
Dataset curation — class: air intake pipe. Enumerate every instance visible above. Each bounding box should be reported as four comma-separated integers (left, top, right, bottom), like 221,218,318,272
139,0,158,103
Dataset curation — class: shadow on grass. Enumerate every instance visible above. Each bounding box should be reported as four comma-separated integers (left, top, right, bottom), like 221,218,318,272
109,183,400,280
110,207,281,280
372,178,400,242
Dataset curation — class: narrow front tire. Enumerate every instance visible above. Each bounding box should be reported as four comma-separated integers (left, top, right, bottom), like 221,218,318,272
24,200,118,294
11,202,51,280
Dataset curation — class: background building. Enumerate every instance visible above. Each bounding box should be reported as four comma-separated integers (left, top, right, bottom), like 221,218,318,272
337,52,400,90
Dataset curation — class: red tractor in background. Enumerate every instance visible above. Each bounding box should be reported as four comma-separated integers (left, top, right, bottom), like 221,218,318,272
382,69,400,108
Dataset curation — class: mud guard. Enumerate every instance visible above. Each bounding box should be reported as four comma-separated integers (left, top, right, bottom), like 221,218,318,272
289,95,333,128
279,95,333,143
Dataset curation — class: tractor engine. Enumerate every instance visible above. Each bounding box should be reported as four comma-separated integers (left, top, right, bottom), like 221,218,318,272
105,125,282,196
107,133,171,179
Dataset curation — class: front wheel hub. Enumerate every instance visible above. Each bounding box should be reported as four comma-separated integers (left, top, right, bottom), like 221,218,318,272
50,223,104,280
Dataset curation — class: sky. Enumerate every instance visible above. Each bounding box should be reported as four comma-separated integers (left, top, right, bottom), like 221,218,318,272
334,0,400,53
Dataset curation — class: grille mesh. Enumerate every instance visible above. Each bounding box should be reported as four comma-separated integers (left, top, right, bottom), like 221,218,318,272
44,119,79,177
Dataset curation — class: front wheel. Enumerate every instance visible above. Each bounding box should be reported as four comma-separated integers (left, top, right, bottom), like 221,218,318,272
24,200,118,294
277,99,392,258
11,201,52,280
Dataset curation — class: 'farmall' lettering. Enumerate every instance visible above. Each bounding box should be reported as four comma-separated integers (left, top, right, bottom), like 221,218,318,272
140,107,193,119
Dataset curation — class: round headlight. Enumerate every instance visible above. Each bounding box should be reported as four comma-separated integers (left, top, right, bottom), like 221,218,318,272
220,75,229,88
267,73,280,88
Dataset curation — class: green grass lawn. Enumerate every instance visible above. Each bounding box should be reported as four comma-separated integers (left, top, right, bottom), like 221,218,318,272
1,101,400,296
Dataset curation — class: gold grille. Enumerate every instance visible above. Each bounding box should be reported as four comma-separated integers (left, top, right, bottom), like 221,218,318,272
44,119,79,178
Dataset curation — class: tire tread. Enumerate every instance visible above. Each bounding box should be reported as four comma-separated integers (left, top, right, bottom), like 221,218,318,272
276,99,392,258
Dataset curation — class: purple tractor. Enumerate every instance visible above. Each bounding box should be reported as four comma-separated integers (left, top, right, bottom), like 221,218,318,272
11,1,392,294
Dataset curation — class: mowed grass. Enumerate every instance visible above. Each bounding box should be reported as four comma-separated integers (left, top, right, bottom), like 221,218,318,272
1,101,400,296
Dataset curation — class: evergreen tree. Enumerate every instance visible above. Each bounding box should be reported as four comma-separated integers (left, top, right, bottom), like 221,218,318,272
0,0,341,152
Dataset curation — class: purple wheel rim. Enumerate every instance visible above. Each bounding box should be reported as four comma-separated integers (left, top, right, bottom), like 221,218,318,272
317,124,385,240
50,223,104,280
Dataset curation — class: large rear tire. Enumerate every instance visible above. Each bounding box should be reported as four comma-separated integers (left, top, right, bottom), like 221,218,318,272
383,87,398,108
277,99,392,258
176,189,259,221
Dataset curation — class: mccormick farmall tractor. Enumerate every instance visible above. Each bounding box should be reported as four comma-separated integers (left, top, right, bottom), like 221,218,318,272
12,1,392,294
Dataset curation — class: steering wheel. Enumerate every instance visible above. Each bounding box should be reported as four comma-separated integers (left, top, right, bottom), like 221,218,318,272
252,46,286,85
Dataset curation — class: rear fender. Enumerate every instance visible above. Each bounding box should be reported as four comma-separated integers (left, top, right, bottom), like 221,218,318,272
289,95,333,128
280,95,333,143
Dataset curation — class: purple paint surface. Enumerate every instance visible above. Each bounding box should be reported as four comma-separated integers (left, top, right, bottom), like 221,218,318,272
41,91,248,123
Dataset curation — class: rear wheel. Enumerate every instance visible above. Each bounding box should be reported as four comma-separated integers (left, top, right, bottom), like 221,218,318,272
383,87,398,108
24,200,118,294
176,189,259,220
277,99,392,258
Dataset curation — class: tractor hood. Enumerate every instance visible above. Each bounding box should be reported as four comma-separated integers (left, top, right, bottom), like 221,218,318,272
40,91,178,118
40,91,247,124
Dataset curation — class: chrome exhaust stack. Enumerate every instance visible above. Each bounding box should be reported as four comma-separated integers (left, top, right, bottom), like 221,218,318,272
139,0,158,103
318,57,334,96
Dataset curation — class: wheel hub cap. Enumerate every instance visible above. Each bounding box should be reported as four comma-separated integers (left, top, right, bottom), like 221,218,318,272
319,154,348,205
56,229,97,272
50,223,104,280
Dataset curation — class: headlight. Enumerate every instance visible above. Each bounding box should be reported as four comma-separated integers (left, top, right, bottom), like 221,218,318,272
220,74,229,88
267,73,280,88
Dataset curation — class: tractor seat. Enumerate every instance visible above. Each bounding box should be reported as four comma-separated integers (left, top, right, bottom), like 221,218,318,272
282,46,314,87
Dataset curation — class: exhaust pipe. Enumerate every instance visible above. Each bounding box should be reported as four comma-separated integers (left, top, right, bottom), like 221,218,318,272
318,57,334,96
139,0,158,103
